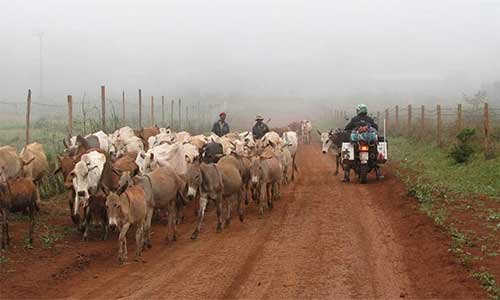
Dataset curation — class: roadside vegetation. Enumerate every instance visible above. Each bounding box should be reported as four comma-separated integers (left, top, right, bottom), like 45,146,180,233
391,136,500,299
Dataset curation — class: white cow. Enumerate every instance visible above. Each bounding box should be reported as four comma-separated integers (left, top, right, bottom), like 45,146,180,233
135,142,189,176
70,151,106,218
261,131,282,149
239,131,256,148
282,131,298,181
65,130,111,154
301,120,312,144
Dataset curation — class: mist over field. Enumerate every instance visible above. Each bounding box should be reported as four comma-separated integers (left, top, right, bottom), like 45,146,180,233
1,0,500,117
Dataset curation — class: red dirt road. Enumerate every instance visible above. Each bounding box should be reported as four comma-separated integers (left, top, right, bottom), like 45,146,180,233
1,144,487,299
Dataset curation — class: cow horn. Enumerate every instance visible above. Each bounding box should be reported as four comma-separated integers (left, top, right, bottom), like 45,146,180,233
63,137,69,148
316,129,322,136
22,157,35,165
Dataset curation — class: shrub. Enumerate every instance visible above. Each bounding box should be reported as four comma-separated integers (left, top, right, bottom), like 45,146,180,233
450,128,476,163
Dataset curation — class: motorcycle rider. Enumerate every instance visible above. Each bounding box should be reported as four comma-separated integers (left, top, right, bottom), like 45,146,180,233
342,104,383,182
344,104,378,131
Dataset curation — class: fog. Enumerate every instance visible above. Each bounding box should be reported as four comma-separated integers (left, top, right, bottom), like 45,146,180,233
2,0,500,108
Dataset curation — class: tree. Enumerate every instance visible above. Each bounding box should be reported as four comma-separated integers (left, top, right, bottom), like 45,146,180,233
463,90,488,109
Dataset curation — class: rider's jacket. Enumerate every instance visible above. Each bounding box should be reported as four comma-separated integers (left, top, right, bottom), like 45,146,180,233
344,114,378,131
252,122,270,139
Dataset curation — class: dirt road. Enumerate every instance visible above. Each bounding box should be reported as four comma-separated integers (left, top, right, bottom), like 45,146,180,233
1,144,487,299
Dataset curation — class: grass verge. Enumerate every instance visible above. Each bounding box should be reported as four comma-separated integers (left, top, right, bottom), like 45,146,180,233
391,136,500,299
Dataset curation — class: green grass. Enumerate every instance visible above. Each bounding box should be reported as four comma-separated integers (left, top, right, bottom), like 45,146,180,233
391,137,500,199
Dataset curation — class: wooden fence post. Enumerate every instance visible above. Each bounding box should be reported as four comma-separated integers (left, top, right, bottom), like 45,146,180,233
178,99,182,130
408,104,412,132
25,89,32,146
150,96,154,126
170,100,174,128
385,109,389,133
138,89,142,128
67,95,73,138
437,104,442,147
121,91,126,127
457,103,462,134
395,105,399,130
101,85,106,132
484,102,493,159
421,105,425,131
161,96,165,126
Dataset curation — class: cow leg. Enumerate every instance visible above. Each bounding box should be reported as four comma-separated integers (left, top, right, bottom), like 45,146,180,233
244,182,249,206
237,189,244,222
335,154,340,176
82,206,91,241
135,223,144,261
258,184,266,218
118,223,130,263
28,205,35,246
225,194,232,227
216,192,223,233
268,183,274,210
191,193,208,240
69,191,79,225
101,209,109,241
35,183,41,211
144,207,154,248
1,208,8,248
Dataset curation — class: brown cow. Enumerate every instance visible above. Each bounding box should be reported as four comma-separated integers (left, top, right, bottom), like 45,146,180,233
0,146,34,183
0,177,37,249
105,186,152,262
20,143,49,205
134,126,160,148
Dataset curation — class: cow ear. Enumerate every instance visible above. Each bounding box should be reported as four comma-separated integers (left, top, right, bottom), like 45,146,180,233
101,184,110,195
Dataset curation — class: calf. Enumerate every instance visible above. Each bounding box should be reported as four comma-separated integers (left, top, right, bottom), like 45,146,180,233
250,156,282,218
105,186,151,262
0,177,37,249
185,162,223,239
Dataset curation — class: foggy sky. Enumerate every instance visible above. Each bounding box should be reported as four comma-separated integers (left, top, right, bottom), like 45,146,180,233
1,0,500,103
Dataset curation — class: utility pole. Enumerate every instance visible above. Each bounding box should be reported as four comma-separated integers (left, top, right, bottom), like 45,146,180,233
34,32,44,98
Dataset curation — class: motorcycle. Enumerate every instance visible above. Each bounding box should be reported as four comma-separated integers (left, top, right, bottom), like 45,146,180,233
341,125,387,183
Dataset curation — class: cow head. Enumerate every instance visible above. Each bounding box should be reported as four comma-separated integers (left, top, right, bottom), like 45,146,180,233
105,191,122,230
135,151,154,175
70,160,98,218
319,131,332,154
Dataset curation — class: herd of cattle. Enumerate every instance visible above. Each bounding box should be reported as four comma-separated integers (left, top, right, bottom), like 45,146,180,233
0,120,314,262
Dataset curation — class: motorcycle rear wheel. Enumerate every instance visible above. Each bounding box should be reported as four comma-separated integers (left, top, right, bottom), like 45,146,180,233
359,164,368,184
